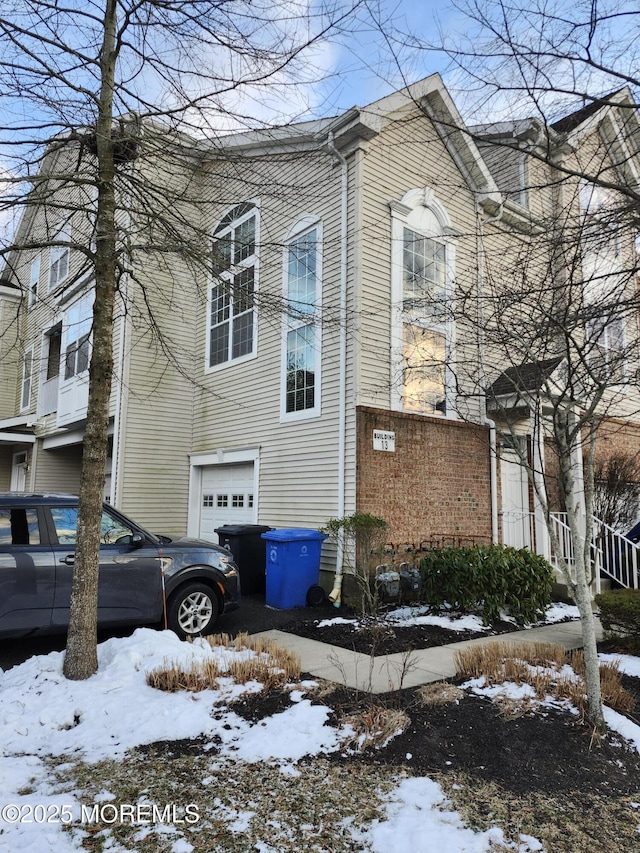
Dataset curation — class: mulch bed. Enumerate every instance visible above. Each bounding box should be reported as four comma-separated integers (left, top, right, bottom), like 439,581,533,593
281,615,522,655
229,680,640,796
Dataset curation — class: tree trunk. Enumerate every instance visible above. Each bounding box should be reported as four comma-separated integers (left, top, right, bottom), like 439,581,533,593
557,419,604,730
63,0,118,680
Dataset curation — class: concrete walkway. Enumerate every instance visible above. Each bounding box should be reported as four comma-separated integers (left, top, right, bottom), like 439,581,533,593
256,619,602,694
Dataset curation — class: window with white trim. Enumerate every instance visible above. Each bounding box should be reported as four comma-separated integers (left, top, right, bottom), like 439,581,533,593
21,347,33,411
282,221,321,418
586,315,626,382
48,225,71,292
63,292,92,380
391,189,455,416
29,254,40,308
45,323,62,380
207,203,257,368
580,182,627,382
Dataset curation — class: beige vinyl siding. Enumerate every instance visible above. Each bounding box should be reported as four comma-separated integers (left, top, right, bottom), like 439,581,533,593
114,251,196,538
356,108,481,416
32,443,82,493
0,447,12,489
191,148,350,533
478,141,526,206
525,155,555,221
0,289,21,418
570,127,640,419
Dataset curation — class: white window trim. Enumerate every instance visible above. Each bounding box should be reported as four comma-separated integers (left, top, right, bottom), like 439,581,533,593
280,216,322,422
20,346,34,412
390,189,458,418
29,254,41,309
48,223,71,293
61,290,93,383
586,314,627,383
205,202,259,373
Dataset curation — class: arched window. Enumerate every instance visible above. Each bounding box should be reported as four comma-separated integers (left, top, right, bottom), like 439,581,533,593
207,202,258,369
390,188,457,416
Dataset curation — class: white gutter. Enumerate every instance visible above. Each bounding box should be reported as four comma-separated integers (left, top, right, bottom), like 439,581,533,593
110,276,126,505
324,131,348,606
110,161,134,506
477,201,504,545
484,414,498,544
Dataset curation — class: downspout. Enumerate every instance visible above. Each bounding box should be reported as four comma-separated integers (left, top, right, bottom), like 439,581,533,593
325,131,348,605
484,412,498,544
110,161,134,507
477,200,504,545
109,274,126,505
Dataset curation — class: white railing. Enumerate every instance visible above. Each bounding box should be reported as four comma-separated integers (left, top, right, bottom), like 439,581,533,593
591,517,639,591
38,375,59,416
549,512,572,562
501,509,639,591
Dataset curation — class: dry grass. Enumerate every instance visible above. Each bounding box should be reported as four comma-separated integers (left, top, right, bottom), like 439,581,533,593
146,632,301,693
437,770,640,853
454,642,635,718
146,658,222,692
417,682,465,707
339,705,410,752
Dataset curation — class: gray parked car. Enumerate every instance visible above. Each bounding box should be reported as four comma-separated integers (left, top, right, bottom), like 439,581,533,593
0,493,240,639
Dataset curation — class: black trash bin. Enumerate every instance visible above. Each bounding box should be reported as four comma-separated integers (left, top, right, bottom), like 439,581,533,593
214,524,273,595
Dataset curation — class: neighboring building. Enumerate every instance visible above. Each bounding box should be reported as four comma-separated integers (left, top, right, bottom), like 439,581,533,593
1,76,639,589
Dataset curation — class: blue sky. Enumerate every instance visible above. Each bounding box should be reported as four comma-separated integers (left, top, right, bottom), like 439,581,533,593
305,0,460,115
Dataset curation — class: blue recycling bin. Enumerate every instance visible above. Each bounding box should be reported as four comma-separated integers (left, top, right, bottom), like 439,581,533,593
262,528,328,609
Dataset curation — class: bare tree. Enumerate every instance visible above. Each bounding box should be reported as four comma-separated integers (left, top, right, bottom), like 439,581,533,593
0,0,358,679
376,0,640,730
593,452,640,531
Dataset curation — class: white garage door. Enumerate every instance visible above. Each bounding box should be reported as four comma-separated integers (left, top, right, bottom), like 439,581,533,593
199,463,255,542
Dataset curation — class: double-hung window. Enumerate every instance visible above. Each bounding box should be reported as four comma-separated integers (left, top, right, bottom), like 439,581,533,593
208,203,257,368
580,182,627,383
586,315,626,383
401,229,448,414
391,189,455,417
48,224,71,292
282,223,321,418
63,292,92,380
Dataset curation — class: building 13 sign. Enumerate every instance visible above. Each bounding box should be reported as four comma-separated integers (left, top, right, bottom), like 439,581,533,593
373,430,395,452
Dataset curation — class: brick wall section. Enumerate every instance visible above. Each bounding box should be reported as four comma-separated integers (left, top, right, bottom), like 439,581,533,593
356,406,493,544
543,418,640,513
592,418,640,468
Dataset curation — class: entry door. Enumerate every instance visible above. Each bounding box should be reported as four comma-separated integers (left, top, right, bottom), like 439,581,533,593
199,463,255,542
10,451,28,491
500,445,531,549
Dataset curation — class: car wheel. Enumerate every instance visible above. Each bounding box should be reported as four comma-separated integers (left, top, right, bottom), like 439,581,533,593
167,583,219,638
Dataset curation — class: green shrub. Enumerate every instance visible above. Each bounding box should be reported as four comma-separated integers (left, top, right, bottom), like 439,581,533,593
595,589,640,643
418,545,554,625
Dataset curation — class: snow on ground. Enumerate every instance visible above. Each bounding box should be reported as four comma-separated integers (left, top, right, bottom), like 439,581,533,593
600,652,640,679
0,627,547,853
318,601,581,633
352,777,544,853
0,624,638,852
533,602,581,624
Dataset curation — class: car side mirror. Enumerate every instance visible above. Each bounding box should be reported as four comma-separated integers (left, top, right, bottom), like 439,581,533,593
131,532,145,548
